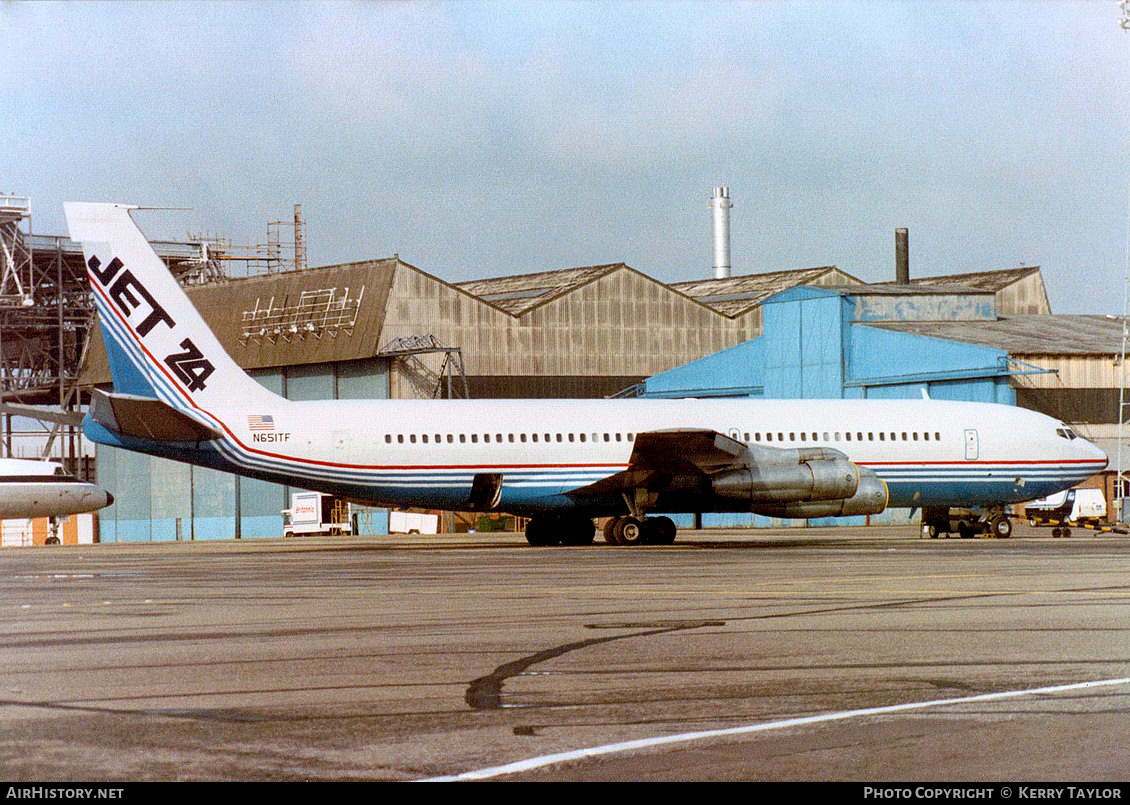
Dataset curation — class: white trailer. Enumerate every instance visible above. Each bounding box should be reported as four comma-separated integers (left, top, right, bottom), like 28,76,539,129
389,511,439,535
282,491,352,537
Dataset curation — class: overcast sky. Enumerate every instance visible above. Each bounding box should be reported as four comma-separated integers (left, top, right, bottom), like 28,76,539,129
4,1,1130,313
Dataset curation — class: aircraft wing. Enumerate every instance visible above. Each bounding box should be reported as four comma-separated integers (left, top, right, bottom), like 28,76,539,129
568,428,884,519
568,428,748,497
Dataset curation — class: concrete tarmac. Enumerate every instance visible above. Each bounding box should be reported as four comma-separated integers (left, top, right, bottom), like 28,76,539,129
1,525,1129,781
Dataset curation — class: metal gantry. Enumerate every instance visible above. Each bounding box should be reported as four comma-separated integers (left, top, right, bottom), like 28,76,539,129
378,334,470,399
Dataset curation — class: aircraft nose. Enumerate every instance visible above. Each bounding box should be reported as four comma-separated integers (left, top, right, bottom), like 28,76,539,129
105,491,114,507
1084,439,1108,470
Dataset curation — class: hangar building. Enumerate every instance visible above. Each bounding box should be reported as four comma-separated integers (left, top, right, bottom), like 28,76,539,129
641,271,1121,526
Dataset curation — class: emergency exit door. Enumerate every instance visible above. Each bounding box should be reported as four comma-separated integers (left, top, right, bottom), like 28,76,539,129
964,429,979,460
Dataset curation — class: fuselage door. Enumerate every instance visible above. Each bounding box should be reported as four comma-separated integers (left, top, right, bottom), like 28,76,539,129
728,427,743,442
964,429,979,461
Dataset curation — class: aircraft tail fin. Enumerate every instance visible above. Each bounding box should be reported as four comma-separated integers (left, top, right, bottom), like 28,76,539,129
65,203,280,422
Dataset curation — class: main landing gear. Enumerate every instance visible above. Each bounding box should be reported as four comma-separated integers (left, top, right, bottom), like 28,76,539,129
523,514,679,546
602,515,677,546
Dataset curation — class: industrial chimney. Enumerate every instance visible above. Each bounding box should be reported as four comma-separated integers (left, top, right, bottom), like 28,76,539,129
710,186,732,279
895,228,909,284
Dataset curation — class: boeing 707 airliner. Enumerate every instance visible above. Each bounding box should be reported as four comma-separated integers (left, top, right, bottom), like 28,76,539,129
65,202,1107,546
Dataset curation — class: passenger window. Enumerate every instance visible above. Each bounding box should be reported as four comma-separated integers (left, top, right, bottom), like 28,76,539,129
471,434,478,443
385,435,392,444
766,433,773,442
421,435,428,443
397,434,404,444
845,432,852,441
459,434,466,443
935,432,941,441
520,433,527,443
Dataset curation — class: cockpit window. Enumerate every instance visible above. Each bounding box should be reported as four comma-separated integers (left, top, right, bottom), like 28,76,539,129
1055,427,1078,440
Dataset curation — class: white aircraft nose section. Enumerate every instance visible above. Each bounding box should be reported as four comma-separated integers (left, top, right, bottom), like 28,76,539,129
1085,439,1109,470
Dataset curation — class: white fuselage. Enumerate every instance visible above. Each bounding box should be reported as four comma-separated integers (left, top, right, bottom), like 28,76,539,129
122,395,1107,517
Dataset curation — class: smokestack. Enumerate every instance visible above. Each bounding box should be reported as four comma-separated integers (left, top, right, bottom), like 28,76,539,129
895,228,909,284
294,203,307,272
710,186,732,279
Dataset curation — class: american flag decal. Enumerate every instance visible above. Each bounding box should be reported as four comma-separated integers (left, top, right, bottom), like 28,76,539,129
248,414,275,432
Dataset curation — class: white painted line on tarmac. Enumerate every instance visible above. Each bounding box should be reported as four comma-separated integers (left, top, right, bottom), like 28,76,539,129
423,676,1130,781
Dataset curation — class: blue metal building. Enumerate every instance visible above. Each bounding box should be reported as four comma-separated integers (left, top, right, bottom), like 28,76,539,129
641,284,1031,527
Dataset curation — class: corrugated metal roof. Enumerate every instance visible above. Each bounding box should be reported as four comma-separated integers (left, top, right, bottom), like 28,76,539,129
823,282,995,297
456,264,622,315
81,258,402,385
910,266,1042,291
671,267,863,316
863,315,1123,355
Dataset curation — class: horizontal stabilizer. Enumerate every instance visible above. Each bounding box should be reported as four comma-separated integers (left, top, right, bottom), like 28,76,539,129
89,389,222,442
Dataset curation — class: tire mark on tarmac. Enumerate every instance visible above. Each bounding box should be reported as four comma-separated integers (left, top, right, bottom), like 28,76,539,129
463,591,1011,711
465,620,725,710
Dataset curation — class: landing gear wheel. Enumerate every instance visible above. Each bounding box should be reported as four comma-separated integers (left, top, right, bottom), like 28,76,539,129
524,517,560,547
602,518,620,544
613,516,646,546
646,516,677,545
559,516,595,546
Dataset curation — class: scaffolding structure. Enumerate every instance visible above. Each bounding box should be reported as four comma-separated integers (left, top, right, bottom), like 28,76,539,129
378,334,470,399
198,203,309,277
0,194,236,472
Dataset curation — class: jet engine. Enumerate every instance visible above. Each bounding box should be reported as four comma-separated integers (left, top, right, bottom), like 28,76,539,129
709,447,860,505
752,467,889,518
